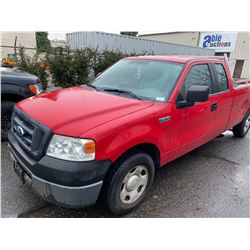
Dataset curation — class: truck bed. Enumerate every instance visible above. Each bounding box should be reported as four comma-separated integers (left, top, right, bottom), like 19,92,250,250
227,79,250,130
233,79,250,90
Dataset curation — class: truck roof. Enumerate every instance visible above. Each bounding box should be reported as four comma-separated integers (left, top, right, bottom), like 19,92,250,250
125,55,224,64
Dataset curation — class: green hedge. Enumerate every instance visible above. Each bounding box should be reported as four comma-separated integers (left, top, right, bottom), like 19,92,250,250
18,47,48,89
47,47,95,88
18,46,151,89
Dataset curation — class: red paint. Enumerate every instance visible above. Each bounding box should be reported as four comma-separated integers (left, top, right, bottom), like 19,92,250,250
17,56,250,166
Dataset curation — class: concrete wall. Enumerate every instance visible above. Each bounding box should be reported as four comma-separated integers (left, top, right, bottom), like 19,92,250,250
0,32,37,58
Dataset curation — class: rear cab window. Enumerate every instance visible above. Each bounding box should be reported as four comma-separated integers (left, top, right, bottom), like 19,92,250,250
213,63,229,93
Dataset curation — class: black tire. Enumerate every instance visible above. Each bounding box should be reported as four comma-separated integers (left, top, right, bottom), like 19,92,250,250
232,110,250,138
1,101,16,141
104,151,155,215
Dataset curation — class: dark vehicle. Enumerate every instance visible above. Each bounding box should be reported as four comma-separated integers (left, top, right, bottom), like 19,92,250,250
1,67,43,140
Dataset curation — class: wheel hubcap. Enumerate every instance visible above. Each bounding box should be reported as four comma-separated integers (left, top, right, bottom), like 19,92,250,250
120,165,149,204
244,114,250,133
126,175,140,191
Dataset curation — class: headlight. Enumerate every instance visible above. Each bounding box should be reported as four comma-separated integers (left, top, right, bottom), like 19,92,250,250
46,135,95,161
29,83,43,95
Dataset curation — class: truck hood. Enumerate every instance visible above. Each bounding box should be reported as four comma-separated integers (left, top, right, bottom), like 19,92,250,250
1,67,38,84
17,86,154,137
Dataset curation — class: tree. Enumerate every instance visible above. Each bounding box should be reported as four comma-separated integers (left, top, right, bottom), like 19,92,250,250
36,32,51,52
120,32,138,37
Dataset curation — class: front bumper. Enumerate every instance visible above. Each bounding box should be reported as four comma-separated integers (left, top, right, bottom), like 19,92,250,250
8,131,112,208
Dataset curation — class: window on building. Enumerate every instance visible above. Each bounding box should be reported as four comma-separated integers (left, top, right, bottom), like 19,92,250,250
233,60,244,79
215,52,230,58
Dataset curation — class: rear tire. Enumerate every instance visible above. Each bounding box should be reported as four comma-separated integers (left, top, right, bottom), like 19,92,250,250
104,151,155,215
1,101,16,141
233,110,250,138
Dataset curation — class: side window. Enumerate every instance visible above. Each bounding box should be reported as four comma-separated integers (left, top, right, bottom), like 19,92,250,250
214,64,229,92
178,64,212,101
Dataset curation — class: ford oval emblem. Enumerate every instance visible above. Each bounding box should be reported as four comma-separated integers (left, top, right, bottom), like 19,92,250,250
15,125,25,136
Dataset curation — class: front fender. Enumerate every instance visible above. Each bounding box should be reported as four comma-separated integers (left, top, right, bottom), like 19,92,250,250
82,109,165,163
106,135,162,164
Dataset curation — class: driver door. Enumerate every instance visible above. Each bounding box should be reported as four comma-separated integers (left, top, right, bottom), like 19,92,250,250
175,63,217,154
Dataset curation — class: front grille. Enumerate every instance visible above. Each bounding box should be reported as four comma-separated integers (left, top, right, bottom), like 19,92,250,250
11,107,52,159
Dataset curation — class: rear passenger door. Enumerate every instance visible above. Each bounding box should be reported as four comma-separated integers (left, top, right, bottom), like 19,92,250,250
211,63,234,134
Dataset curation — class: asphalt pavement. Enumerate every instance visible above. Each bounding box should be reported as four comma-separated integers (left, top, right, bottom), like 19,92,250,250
1,131,249,218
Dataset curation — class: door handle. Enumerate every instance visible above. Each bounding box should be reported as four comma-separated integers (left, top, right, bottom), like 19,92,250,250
211,103,218,112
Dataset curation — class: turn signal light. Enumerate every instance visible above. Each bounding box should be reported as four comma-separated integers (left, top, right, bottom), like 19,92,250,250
29,84,38,95
29,83,43,95
84,141,96,154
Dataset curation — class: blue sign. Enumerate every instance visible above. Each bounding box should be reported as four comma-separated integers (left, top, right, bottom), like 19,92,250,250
199,33,237,52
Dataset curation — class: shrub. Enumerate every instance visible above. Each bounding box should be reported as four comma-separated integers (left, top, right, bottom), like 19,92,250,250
93,49,125,76
47,47,99,87
18,47,48,89
18,46,152,89
47,47,140,87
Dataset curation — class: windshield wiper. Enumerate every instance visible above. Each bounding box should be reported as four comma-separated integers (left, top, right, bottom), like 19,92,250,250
102,88,141,100
86,84,100,91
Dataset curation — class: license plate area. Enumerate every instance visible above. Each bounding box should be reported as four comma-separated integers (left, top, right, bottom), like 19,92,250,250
13,160,25,183
10,149,31,186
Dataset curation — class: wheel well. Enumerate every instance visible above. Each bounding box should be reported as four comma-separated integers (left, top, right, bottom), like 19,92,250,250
115,143,161,169
1,93,25,103
98,143,161,202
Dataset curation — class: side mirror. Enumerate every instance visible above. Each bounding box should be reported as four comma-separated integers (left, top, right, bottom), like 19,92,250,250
187,85,209,103
176,85,209,108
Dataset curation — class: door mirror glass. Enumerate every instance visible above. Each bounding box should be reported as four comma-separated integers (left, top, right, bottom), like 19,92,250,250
187,85,210,103
176,85,209,108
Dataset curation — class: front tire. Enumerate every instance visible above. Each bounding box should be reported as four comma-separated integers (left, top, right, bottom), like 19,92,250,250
104,152,155,215
1,101,16,141
233,110,250,138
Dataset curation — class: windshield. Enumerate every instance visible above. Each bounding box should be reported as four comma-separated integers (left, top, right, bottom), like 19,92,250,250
92,59,184,102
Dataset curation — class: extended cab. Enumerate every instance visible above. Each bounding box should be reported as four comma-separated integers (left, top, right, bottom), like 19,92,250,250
8,56,250,214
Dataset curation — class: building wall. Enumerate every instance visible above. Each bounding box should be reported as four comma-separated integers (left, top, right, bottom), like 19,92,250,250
140,32,199,46
140,32,250,79
66,32,214,56
51,39,66,48
0,32,37,58
229,32,250,79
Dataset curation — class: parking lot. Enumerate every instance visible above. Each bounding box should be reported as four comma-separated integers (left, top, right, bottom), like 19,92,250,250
1,131,249,218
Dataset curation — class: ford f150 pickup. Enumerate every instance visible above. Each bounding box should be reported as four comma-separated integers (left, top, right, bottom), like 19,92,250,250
8,56,250,215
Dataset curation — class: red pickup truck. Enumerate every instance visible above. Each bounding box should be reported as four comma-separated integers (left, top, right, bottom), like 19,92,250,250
8,56,250,215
